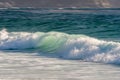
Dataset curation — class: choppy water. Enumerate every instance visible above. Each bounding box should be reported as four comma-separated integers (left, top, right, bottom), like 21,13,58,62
0,8,120,80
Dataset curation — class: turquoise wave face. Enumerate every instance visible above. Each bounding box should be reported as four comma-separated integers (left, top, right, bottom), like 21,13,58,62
35,32,67,53
1,29,120,64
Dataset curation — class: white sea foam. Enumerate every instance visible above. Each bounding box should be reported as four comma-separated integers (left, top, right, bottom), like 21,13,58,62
1,29,120,64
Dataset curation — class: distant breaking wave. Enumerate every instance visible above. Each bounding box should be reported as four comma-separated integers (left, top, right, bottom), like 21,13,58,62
1,29,120,64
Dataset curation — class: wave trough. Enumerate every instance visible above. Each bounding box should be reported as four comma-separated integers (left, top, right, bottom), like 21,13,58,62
1,29,120,64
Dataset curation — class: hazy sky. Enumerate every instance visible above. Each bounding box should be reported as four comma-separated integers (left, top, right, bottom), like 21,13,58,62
0,0,119,8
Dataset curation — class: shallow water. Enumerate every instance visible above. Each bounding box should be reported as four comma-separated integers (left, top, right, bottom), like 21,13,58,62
0,51,120,80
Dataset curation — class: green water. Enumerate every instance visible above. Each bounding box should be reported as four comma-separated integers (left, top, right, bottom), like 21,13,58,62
0,8,120,40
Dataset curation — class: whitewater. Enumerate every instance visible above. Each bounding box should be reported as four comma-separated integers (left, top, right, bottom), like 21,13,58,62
0,8,120,80
1,29,120,65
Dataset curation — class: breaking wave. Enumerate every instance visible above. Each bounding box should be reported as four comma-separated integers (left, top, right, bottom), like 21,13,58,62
1,29,120,64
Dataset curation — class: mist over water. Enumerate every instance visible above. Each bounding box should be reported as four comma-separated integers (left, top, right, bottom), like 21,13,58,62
0,0,120,8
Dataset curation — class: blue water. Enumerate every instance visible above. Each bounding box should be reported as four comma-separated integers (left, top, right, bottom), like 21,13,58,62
0,8,120,80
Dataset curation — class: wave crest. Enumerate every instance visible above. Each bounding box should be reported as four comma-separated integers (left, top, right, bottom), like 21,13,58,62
1,29,120,64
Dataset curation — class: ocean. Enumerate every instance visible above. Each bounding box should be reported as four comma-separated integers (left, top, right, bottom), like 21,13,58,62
0,8,120,80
